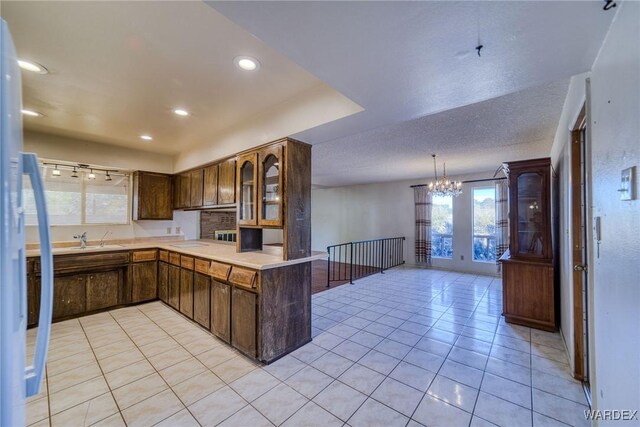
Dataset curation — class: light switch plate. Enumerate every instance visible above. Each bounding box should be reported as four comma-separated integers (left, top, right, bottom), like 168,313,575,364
619,167,635,201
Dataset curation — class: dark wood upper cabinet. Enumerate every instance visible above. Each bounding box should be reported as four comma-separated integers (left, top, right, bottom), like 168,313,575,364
258,144,284,227
218,158,236,205
179,173,191,209
203,164,218,206
237,153,258,226
133,171,173,220
190,169,204,208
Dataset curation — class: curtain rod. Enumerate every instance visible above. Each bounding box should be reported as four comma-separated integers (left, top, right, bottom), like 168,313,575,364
410,177,506,188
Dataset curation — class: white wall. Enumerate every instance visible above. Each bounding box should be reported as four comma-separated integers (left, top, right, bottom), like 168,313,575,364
311,171,502,276
549,72,589,374
587,2,640,417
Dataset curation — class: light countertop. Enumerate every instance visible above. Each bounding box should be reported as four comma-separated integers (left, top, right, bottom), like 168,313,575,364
26,239,327,270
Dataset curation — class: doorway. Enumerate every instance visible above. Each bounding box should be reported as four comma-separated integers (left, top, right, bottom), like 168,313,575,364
570,104,590,396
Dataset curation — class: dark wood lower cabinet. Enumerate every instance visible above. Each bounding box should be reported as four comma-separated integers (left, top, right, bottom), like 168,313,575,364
158,262,169,303
232,287,257,357
193,273,210,329
211,280,231,343
86,271,120,311
53,274,86,319
180,269,194,319
131,261,158,303
168,265,180,310
27,272,40,327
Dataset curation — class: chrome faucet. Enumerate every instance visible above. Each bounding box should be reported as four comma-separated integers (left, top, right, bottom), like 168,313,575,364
73,232,87,249
99,231,112,247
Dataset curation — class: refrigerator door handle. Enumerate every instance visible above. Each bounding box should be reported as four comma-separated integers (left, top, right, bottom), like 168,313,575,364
21,153,53,397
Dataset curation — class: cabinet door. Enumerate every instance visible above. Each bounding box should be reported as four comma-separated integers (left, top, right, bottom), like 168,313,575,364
218,158,236,205
180,268,194,318
158,262,169,303
210,280,231,343
237,153,258,226
179,173,191,208
86,270,120,311
168,265,181,309
193,273,210,329
27,272,40,327
231,287,257,357
132,261,158,303
53,274,86,319
190,169,204,208
203,164,218,206
258,144,284,226
510,169,550,259
173,175,182,209
133,172,173,220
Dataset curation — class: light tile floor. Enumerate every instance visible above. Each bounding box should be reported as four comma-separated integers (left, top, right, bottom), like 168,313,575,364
26,267,590,427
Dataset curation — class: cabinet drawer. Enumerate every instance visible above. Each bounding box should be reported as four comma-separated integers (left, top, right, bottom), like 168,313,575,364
42,252,130,273
194,258,210,275
181,256,194,270
209,261,231,281
132,249,157,262
159,250,169,262
169,252,181,266
228,267,257,289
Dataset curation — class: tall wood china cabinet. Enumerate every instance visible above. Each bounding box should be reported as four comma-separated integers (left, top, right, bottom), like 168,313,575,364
499,158,558,331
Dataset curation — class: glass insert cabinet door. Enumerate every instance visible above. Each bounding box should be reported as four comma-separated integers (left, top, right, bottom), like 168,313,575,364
514,171,547,258
258,145,283,226
237,153,258,225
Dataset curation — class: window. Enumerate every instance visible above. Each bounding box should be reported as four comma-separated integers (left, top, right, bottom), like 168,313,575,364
23,164,130,226
473,187,496,261
431,195,453,258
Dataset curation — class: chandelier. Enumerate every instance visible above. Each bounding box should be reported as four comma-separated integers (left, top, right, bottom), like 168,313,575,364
427,154,462,197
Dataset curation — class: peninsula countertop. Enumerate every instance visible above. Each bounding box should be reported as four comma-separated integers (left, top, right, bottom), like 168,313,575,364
26,239,327,270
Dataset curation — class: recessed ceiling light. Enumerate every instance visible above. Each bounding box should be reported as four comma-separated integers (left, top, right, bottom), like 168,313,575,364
21,109,43,117
173,108,189,116
234,56,260,71
17,59,48,74
140,134,153,141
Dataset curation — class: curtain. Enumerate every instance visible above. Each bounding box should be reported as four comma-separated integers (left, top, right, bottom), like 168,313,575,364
414,186,433,265
495,180,509,272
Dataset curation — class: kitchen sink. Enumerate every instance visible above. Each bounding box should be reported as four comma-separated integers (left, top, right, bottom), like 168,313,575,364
170,242,209,248
69,244,125,250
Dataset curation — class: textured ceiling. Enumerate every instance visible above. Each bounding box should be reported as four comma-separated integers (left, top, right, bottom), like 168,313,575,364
312,79,569,186
210,1,614,185
1,1,361,155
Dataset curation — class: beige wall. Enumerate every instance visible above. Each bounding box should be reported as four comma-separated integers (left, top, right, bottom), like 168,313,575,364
311,171,502,276
550,2,640,417
22,130,202,243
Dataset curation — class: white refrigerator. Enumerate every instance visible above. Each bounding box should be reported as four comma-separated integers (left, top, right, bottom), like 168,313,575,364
1,18,54,426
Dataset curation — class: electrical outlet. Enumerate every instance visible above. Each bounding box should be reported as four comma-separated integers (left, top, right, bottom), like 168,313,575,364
175,226,181,234
166,227,171,234
460,255,464,261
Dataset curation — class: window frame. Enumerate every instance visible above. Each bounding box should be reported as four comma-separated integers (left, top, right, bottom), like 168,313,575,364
24,165,132,227
431,194,454,259
472,186,497,263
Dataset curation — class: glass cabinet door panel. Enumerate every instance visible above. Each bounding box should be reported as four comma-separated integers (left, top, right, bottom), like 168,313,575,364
516,172,544,256
261,154,280,221
240,160,255,222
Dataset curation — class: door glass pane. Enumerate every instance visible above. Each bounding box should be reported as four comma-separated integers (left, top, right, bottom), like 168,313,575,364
240,161,254,220
262,155,280,221
517,172,544,255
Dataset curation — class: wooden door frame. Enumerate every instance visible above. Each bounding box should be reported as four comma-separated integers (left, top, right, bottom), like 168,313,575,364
570,104,587,380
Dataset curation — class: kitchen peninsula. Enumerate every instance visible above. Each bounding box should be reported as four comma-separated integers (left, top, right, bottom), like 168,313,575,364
27,138,324,364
